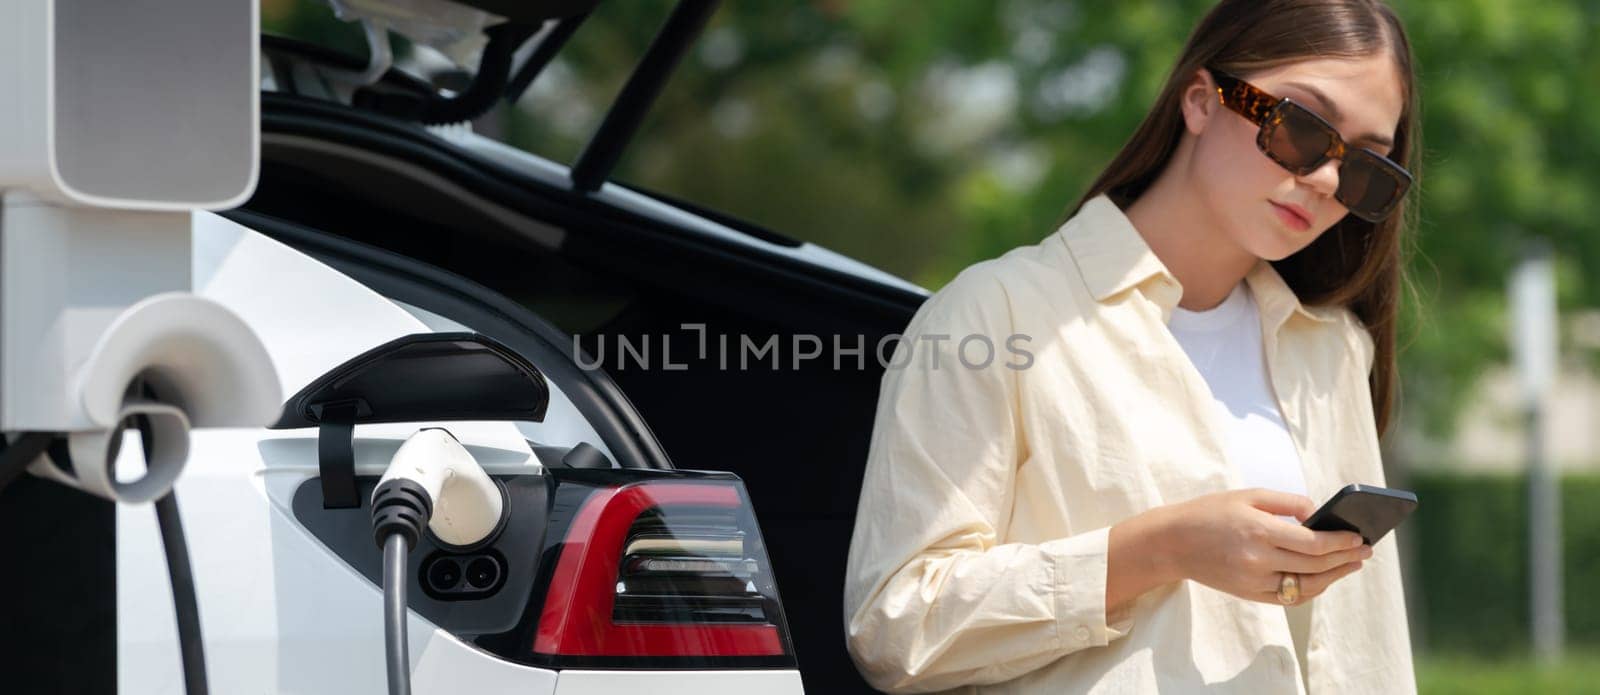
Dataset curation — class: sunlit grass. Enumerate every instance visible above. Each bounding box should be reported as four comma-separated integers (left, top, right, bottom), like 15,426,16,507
1418,651,1600,694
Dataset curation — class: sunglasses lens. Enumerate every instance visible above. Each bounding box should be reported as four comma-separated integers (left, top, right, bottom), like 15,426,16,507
1265,103,1335,174
1264,102,1410,221
1337,150,1408,220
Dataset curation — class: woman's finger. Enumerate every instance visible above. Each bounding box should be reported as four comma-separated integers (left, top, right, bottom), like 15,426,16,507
1245,488,1316,521
1266,545,1371,575
1266,521,1364,557
1298,560,1364,600
1244,560,1364,606
1251,590,1285,605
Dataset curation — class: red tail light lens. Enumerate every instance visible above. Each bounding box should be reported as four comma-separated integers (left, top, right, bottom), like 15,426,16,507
533,480,791,660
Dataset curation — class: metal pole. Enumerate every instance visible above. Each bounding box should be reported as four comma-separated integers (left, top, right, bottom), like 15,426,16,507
569,0,720,192
1509,243,1563,663
1526,399,1563,662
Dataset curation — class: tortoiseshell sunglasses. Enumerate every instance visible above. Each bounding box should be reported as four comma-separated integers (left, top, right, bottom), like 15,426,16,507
1208,68,1411,222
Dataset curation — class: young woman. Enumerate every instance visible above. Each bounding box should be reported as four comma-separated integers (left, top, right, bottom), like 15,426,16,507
843,1,1419,693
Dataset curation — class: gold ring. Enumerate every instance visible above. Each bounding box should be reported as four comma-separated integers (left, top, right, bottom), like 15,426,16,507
1277,572,1301,605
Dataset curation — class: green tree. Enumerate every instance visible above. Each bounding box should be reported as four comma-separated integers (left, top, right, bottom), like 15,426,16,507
266,0,1600,442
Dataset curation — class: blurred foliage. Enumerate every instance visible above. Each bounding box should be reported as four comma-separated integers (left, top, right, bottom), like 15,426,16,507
1409,471,1600,654
260,0,1600,439
513,0,1600,442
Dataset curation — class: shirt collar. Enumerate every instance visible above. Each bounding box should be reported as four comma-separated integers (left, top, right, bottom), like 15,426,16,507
1055,193,1335,330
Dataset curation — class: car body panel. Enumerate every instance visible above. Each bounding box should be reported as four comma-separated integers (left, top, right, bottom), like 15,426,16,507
114,211,618,693
553,669,804,694
432,127,929,298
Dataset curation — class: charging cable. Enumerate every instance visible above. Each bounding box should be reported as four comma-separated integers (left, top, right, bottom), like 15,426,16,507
0,411,208,695
368,428,505,695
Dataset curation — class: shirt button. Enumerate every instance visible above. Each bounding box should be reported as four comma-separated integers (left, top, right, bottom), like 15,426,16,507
1074,625,1092,643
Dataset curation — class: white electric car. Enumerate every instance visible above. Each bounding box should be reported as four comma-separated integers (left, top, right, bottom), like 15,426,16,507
1,0,926,693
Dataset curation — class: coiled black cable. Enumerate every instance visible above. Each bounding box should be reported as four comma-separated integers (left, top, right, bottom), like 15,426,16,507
381,533,410,695
135,410,209,695
155,492,209,695
356,22,537,126
371,478,432,695
419,23,536,125
0,411,210,695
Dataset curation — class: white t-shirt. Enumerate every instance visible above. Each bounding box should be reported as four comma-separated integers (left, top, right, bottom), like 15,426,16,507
1166,279,1314,684
1165,281,1309,503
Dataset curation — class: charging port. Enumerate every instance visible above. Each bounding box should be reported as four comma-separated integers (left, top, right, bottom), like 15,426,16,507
421,551,505,600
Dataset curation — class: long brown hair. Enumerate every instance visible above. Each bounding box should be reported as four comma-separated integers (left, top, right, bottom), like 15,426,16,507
1070,0,1419,437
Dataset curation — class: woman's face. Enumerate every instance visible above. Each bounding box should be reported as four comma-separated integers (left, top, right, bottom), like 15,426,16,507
1183,54,1406,261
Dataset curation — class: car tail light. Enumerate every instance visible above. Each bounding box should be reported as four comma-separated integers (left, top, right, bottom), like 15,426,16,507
533,477,793,664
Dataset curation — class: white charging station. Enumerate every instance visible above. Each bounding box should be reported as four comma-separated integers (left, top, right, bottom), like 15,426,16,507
0,4,276,693
2,3,809,693
0,0,278,460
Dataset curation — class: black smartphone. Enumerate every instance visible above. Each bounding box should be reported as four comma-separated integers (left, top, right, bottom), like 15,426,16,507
1303,484,1418,546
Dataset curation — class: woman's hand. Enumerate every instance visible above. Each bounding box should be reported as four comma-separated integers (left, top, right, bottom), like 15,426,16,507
1161,488,1372,604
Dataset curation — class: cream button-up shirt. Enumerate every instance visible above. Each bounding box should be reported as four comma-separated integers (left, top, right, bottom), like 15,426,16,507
843,193,1415,694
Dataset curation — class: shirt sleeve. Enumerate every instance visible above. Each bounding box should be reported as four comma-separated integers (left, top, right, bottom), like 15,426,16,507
842,264,1135,694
